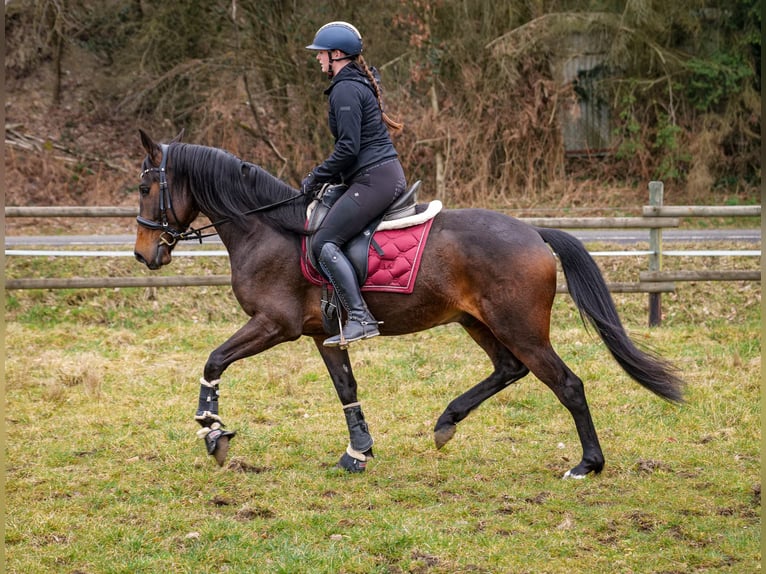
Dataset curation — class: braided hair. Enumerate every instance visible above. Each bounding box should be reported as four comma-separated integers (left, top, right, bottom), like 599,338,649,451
356,55,404,133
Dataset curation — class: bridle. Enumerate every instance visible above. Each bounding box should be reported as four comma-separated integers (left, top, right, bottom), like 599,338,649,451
137,143,305,246
136,144,199,246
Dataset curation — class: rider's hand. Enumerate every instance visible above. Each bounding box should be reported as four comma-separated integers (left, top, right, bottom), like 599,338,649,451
301,171,321,195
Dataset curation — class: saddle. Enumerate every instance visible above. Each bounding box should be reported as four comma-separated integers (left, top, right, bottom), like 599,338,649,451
303,180,442,335
304,180,422,285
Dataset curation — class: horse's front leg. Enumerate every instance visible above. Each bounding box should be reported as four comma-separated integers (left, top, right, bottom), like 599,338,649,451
196,313,299,466
194,379,237,467
313,337,374,473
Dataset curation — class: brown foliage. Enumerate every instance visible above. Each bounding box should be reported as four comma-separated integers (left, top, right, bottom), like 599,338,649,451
4,0,760,216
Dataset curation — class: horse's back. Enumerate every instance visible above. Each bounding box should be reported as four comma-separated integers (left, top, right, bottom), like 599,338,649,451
427,208,555,272
369,207,558,331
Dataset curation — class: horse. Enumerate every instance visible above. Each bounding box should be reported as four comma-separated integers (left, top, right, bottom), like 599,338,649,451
134,129,684,478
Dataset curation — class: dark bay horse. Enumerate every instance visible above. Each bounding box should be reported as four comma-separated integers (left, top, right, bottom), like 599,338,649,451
134,129,684,478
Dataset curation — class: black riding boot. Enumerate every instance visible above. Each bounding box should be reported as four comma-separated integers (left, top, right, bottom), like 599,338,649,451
318,242,380,347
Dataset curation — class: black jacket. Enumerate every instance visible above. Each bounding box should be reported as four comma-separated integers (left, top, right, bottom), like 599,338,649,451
312,64,398,183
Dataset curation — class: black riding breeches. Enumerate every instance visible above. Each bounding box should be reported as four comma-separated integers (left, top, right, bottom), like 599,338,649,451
311,159,406,262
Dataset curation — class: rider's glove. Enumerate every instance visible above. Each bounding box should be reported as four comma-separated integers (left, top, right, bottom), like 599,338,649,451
301,171,322,195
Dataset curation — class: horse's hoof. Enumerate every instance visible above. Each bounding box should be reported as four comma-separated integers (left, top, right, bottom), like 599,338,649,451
336,452,367,473
199,425,236,467
434,424,456,449
562,469,587,480
563,459,603,479
213,435,231,467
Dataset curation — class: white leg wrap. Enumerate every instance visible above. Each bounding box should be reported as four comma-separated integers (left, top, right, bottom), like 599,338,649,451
342,402,361,410
195,411,223,423
346,444,369,462
196,421,222,439
200,377,221,388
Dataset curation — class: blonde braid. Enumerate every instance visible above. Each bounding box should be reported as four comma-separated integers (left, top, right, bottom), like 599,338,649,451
358,56,404,133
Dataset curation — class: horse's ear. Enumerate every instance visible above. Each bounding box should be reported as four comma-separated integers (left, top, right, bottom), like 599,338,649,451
139,128,162,166
171,128,185,143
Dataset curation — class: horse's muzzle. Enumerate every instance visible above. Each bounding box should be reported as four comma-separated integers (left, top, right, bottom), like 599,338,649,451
134,226,174,269
134,245,171,270
134,251,159,270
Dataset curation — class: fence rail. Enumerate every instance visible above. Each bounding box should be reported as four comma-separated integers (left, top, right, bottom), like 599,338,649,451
639,270,761,282
5,181,761,326
5,206,138,218
4,275,232,290
642,205,761,217
518,217,681,228
3,275,682,294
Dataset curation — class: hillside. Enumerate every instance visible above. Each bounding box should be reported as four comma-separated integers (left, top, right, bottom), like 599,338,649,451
5,0,761,237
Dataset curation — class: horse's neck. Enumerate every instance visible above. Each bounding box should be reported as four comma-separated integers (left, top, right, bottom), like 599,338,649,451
216,218,297,265
216,222,255,256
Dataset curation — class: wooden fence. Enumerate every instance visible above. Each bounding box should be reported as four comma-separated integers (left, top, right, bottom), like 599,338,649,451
638,182,760,325
5,181,761,326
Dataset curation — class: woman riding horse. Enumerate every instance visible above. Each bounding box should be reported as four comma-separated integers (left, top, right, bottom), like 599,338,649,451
303,21,407,347
134,128,684,476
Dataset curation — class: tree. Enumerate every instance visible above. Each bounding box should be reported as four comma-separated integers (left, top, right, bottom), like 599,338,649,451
4,0,761,204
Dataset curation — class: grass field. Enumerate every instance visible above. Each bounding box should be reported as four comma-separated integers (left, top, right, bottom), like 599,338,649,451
4,245,761,573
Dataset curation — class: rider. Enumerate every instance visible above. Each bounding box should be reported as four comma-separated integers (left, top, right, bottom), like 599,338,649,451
303,21,407,347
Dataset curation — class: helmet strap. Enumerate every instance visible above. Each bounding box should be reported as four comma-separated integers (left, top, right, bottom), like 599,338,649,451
327,50,356,78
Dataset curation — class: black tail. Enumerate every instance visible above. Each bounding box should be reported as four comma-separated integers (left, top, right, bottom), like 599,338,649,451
536,227,685,403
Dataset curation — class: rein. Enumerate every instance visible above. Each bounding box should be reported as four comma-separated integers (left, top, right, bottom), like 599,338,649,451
137,144,305,245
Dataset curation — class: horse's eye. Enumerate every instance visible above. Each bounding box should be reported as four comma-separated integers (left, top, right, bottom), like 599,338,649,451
139,185,150,196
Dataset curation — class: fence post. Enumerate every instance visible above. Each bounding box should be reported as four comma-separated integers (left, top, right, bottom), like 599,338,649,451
648,181,664,326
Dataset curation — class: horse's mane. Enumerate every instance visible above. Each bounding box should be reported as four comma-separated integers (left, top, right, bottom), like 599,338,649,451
169,143,309,234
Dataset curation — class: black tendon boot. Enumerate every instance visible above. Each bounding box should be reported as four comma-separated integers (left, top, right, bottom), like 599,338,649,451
194,378,235,459
337,402,374,472
318,242,380,348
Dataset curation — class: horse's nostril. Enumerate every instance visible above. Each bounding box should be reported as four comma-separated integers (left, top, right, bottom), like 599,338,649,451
134,252,147,266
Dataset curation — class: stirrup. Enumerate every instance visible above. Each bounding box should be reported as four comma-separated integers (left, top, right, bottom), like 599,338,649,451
323,319,381,348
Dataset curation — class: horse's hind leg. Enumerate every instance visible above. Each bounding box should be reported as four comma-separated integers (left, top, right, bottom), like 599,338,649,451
434,318,530,448
517,344,605,478
313,337,374,473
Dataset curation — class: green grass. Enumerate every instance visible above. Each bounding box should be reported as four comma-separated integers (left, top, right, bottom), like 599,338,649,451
4,246,761,573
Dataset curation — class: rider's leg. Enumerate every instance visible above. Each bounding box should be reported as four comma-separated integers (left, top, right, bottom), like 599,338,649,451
311,161,405,347
309,161,406,262
319,241,380,346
